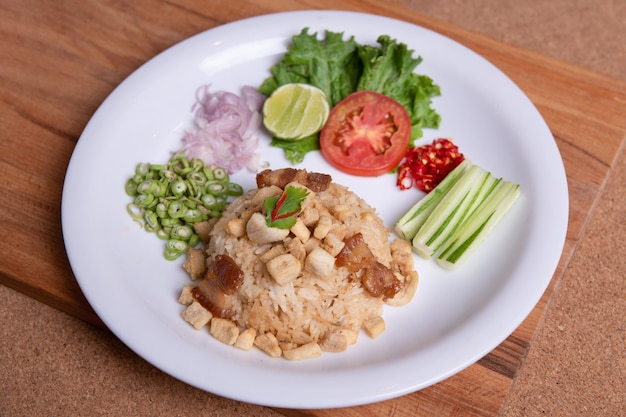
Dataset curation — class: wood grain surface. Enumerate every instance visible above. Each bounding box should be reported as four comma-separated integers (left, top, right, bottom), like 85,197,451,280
2,1,625,416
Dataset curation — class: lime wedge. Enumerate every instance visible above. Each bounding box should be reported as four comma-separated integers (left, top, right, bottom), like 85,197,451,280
263,83,330,140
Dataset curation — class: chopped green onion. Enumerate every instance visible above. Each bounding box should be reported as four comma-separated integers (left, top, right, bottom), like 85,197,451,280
153,181,168,197
125,179,139,196
173,165,192,176
188,234,200,247
167,200,185,218
134,193,155,208
185,179,199,198
206,181,226,195
226,182,244,196
212,167,228,182
201,194,218,209
166,238,189,253
125,152,244,261
144,210,160,231
183,208,203,223
201,193,217,206
208,209,222,218
170,224,194,241
126,203,143,219
164,248,183,261
137,180,157,194
162,169,176,180
149,164,167,171
156,229,170,240
171,179,187,196
190,158,204,172
189,172,207,185
184,199,198,209
135,162,150,176
160,217,181,227
203,166,215,181
215,195,227,208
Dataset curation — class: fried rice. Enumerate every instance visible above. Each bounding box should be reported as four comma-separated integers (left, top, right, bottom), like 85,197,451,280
180,169,418,359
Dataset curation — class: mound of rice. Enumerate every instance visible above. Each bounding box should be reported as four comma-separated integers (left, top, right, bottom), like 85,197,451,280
180,170,418,359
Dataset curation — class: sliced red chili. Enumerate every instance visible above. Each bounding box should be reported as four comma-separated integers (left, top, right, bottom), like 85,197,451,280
396,138,465,193
270,189,289,221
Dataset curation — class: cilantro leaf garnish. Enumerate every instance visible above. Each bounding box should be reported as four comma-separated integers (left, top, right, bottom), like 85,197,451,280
264,186,309,229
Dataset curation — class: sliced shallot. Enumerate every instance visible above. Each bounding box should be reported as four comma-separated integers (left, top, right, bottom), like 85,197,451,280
179,85,266,174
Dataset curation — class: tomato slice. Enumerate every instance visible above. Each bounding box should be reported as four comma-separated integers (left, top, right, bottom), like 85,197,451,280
319,91,411,176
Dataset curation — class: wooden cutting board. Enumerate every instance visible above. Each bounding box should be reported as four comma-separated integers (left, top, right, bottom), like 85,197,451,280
2,2,625,416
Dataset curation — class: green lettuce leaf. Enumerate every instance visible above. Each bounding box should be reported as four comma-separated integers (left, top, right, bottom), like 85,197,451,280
258,28,362,107
357,35,441,142
270,135,320,164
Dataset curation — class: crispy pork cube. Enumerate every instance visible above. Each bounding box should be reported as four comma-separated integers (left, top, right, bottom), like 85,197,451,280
266,253,301,285
210,318,239,345
319,332,348,353
290,218,311,243
282,342,322,360
331,204,351,221
259,244,287,263
313,215,333,239
246,212,289,244
182,248,206,281
285,237,306,264
328,223,348,241
226,218,246,237
193,220,214,244
304,247,335,277
278,341,298,351
234,328,256,351
254,333,282,358
300,206,319,226
303,236,320,254
360,211,377,224
251,185,282,205
363,316,386,339
178,284,194,305
181,301,213,330
323,233,345,257
336,328,359,345
391,239,413,272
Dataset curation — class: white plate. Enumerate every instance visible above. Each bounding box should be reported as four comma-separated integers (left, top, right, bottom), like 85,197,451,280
62,10,568,409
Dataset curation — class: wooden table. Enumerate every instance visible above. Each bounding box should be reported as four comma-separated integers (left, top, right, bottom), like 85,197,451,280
2,1,625,416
